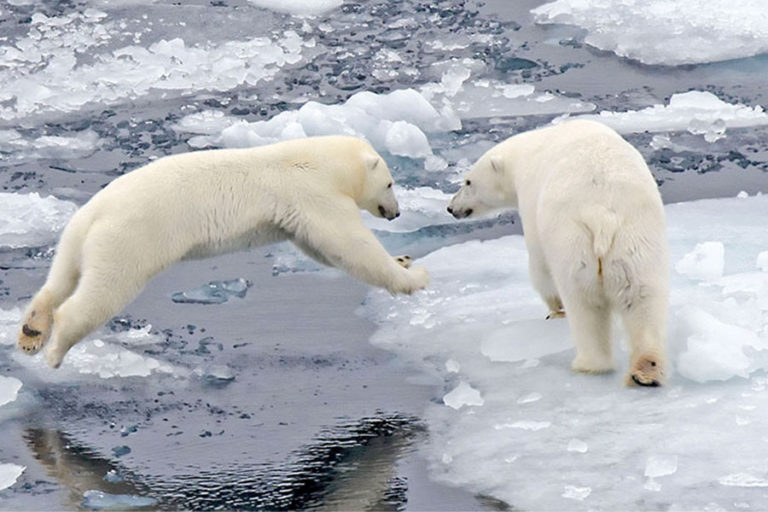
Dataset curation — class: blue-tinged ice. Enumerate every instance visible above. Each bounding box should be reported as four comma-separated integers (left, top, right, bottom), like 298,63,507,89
171,278,250,305
81,490,157,510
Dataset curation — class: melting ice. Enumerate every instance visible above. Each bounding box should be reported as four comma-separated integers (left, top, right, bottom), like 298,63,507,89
364,193,768,510
532,0,768,66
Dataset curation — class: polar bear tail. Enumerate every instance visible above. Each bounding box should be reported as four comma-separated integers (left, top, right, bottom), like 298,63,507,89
579,205,620,261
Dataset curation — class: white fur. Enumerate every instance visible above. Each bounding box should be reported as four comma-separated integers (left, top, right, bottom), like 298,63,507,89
18,136,429,368
449,120,669,385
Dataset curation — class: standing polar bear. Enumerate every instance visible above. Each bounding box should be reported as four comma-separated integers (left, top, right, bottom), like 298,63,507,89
448,120,669,386
18,136,429,368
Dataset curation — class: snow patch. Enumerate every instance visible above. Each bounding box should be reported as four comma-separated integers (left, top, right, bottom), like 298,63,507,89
0,193,77,249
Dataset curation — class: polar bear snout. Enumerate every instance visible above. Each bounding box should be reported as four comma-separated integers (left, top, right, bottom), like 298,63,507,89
447,205,473,219
378,204,400,220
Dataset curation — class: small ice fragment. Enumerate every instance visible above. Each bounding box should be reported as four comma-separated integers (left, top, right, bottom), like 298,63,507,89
104,470,123,483
0,463,24,491
445,359,461,373
517,392,543,404
93,339,104,348
443,381,484,409
737,190,749,199
567,439,588,453
442,453,453,464
719,473,768,487
172,278,250,304
756,251,768,272
0,376,22,407
644,455,678,478
202,365,236,387
424,154,448,172
82,490,158,510
562,485,591,500
494,421,551,431
675,242,724,281
644,479,662,492
111,445,131,458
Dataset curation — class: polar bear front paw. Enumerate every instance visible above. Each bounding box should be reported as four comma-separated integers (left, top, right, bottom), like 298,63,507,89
626,354,664,387
395,266,429,295
394,255,412,268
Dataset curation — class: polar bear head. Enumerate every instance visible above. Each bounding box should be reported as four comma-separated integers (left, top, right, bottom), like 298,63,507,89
448,152,512,219
358,154,400,220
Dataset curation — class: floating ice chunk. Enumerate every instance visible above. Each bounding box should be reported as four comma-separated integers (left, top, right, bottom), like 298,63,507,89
562,485,591,501
443,381,484,409
82,490,157,510
481,319,572,363
675,242,725,281
0,307,22,346
445,359,461,373
0,463,24,491
176,88,459,159
0,192,77,249
567,439,588,453
719,473,768,488
0,129,99,162
384,120,432,158
495,421,551,431
246,0,341,16
532,0,768,66
645,455,678,478
737,191,750,199
440,64,472,97
171,278,250,305
517,392,543,404
676,307,768,383
0,376,22,408
574,91,768,135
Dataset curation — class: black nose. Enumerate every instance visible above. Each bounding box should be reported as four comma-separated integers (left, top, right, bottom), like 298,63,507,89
395,212,400,218
465,208,473,218
447,206,453,214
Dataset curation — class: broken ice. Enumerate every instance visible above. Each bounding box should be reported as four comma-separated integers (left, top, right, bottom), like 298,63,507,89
171,278,250,305
81,490,157,510
0,463,24,491
0,193,77,249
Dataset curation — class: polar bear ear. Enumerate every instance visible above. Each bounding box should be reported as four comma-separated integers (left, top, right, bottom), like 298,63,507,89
490,156,504,174
364,153,381,172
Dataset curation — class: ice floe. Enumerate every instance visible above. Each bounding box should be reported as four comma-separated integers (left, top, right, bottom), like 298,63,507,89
571,91,768,139
247,0,342,16
532,0,768,66
364,193,768,509
0,463,25,491
0,193,77,249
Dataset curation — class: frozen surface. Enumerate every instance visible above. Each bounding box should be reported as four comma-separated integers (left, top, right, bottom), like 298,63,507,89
171,278,251,305
0,463,25,491
362,186,456,233
0,376,22,407
0,193,77,249
572,91,768,138
364,194,768,509
81,490,157,510
532,0,768,66
674,241,724,281
0,129,99,162
247,0,342,16
174,88,459,161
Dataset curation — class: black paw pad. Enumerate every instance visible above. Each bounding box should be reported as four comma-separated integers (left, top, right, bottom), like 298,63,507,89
22,324,41,337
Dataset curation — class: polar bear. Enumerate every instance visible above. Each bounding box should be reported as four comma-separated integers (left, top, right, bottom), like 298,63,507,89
18,136,429,368
448,120,669,386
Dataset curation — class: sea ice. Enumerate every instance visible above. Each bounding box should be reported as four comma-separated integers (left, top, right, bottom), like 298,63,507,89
0,376,22,408
361,186,456,234
675,241,725,281
246,0,341,16
81,490,157,510
0,129,99,162
572,91,768,136
0,463,24,491
171,278,250,305
532,0,768,66
443,381,484,409
175,88,460,160
364,193,768,509
0,193,77,249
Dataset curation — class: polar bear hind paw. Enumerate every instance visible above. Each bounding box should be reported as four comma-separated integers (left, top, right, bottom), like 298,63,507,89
18,315,50,355
626,355,664,387
394,255,412,268
546,310,565,320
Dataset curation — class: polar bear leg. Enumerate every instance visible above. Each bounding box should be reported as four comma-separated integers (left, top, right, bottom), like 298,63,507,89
528,253,564,319
562,296,614,374
620,297,667,387
19,224,83,355
44,225,153,368
294,205,428,295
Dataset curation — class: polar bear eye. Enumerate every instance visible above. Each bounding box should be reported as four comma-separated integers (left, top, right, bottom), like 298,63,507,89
387,182,393,189
465,179,472,186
